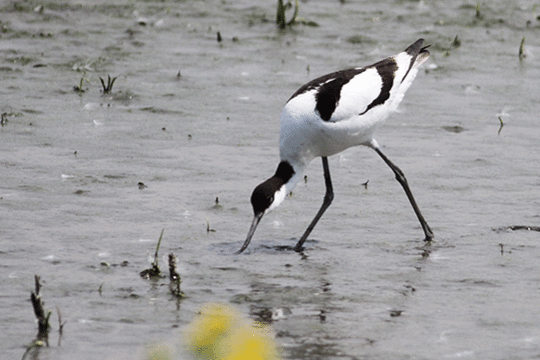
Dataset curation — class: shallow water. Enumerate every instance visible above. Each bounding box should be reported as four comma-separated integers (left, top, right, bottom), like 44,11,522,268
2,0,540,359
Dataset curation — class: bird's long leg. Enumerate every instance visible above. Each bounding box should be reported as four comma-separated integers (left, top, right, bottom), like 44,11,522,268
294,156,334,252
373,147,434,241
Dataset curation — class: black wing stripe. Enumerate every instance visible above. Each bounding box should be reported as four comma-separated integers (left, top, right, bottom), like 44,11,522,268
288,68,367,121
315,77,350,121
360,58,397,115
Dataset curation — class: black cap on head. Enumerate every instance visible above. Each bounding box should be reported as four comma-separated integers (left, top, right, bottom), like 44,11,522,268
237,161,295,254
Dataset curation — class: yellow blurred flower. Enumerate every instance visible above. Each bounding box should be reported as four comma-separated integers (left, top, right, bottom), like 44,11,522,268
219,323,278,360
145,342,173,360
184,303,279,360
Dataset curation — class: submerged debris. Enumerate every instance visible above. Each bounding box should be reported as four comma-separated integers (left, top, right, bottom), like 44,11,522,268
497,225,540,232
442,125,466,133
516,225,540,231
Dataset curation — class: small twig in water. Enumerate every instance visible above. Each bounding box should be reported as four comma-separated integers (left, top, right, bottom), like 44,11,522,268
361,180,369,190
518,36,526,61
29,275,51,348
22,275,55,360
451,35,461,48
206,219,216,233
211,196,223,210
56,306,66,346
475,3,483,19
497,116,504,135
168,253,185,298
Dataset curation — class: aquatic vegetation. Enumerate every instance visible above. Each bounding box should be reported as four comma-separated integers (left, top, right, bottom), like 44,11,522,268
211,196,223,210
184,303,280,360
140,229,165,279
518,36,526,61
475,3,483,20
206,218,216,233
276,0,318,29
346,35,375,45
30,275,51,345
276,0,298,29
56,306,66,346
73,71,88,93
451,35,461,48
497,116,504,135
22,275,62,359
99,74,117,93
140,230,185,298
168,253,184,298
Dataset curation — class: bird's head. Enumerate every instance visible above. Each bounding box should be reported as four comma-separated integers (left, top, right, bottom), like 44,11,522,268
236,161,295,254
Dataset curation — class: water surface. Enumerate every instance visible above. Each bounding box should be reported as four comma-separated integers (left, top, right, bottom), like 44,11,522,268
1,1,540,359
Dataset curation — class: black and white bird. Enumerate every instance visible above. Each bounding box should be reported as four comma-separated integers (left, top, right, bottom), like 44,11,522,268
237,39,434,254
